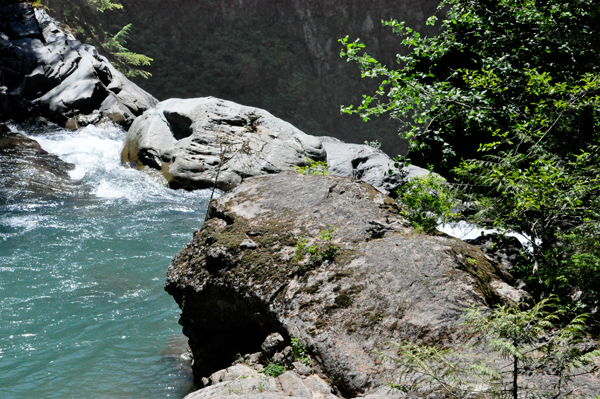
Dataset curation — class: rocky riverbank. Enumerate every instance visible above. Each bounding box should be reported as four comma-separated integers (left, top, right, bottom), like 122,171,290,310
165,172,528,397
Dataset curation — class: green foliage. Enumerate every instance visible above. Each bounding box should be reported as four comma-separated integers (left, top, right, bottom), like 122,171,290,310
103,23,153,78
396,173,459,234
340,0,600,171
263,361,286,378
291,338,311,366
42,0,152,78
457,148,600,307
341,0,600,310
87,0,122,12
291,159,330,175
294,226,339,268
383,297,600,398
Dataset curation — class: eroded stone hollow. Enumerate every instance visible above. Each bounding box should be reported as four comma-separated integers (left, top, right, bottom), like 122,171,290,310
168,283,280,380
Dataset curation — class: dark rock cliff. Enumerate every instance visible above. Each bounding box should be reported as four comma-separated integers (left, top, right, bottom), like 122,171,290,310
96,0,441,156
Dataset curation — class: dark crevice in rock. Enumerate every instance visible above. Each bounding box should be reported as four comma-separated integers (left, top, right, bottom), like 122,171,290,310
206,206,235,225
213,116,247,127
137,147,161,170
168,285,281,382
94,62,112,87
164,110,193,140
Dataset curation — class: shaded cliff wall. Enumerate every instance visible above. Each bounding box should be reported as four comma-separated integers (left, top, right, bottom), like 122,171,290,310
95,0,440,156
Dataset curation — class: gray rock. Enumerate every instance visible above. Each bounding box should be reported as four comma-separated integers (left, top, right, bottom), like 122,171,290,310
261,333,285,358
319,136,404,196
0,122,77,203
0,4,157,126
404,163,432,179
185,366,335,399
277,371,312,398
320,136,436,196
165,173,525,395
240,239,258,250
291,362,311,377
208,364,260,386
184,360,338,399
122,97,326,191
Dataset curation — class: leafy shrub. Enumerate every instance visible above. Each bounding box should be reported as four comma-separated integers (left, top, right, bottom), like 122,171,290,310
292,159,330,175
396,174,458,234
264,361,286,378
291,338,311,365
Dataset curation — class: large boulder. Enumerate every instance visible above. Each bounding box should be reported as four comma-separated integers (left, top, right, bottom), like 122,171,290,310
122,97,326,191
0,3,157,127
165,173,524,395
0,121,76,202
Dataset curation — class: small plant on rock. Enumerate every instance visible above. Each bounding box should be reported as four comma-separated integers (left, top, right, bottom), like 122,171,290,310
292,159,330,175
294,226,339,268
291,338,311,366
264,360,286,378
364,139,382,151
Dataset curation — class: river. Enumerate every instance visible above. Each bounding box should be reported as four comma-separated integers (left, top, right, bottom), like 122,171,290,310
0,122,211,398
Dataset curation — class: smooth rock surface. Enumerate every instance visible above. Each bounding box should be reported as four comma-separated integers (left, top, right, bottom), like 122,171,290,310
122,97,326,191
166,173,523,395
0,3,157,126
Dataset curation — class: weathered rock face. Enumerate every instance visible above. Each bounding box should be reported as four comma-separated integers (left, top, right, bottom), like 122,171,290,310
122,97,326,191
0,122,76,202
186,364,338,399
95,0,440,156
0,2,157,127
166,173,523,395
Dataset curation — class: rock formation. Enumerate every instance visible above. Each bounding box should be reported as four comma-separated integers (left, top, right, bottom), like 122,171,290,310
123,97,434,193
122,97,327,191
0,121,76,202
0,2,157,128
166,172,525,396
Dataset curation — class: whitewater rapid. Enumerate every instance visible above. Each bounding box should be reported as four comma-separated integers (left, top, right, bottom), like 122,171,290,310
0,122,213,398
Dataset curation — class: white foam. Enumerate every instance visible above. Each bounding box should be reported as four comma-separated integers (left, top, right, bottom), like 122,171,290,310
0,214,49,232
29,123,125,181
438,220,535,251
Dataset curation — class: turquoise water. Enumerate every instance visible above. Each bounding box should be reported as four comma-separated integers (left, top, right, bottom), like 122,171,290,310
0,124,211,398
